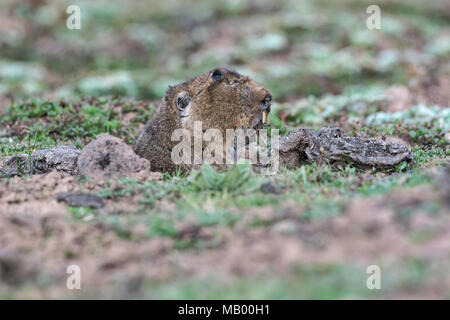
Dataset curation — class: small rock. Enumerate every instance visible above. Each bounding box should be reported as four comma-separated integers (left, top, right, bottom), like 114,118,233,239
0,145,80,178
57,192,105,209
77,133,151,182
0,154,33,177
34,145,80,174
280,127,414,169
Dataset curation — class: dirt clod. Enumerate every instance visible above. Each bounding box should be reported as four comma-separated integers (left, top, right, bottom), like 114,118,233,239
0,145,80,178
77,133,151,182
57,193,105,209
279,128,413,169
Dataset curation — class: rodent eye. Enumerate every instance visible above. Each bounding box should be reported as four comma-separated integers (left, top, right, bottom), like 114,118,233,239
211,69,225,81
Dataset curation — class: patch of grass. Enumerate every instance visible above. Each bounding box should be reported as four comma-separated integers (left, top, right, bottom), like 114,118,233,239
412,146,449,164
358,170,430,197
0,97,154,156
187,164,260,194
140,256,443,299
141,264,381,299
90,160,438,241
148,215,177,238
68,206,97,221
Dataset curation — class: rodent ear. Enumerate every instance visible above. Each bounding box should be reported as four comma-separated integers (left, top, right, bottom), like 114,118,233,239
211,69,225,81
176,93,191,111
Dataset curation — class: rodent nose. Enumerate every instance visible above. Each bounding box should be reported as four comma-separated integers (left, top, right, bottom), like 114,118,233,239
260,93,271,123
261,94,271,112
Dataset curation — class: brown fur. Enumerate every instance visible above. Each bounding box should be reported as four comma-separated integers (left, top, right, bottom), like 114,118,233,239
133,67,271,172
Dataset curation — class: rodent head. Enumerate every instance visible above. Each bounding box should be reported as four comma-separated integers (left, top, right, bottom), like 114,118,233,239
166,67,272,133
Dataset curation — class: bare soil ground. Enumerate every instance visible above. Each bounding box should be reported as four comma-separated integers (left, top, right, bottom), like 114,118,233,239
0,164,449,298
